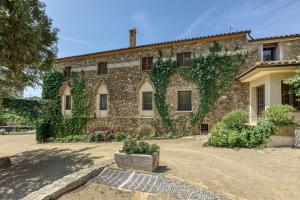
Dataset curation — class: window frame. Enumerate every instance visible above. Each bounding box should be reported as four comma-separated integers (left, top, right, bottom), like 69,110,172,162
177,52,191,67
99,93,107,110
142,91,153,111
263,44,277,61
141,57,153,71
97,62,108,75
65,95,72,110
177,91,192,111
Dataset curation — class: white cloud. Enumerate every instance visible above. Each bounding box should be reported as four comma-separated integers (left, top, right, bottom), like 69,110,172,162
179,0,300,39
179,4,222,38
60,35,97,48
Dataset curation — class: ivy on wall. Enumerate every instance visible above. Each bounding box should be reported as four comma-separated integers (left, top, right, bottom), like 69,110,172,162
149,42,245,132
37,70,92,142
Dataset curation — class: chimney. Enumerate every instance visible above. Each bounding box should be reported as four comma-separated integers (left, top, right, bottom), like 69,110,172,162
129,28,137,47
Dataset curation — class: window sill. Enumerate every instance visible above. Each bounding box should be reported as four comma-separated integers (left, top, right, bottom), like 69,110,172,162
176,110,192,113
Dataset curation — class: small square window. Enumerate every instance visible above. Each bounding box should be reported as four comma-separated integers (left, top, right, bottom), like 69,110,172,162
263,46,276,61
177,52,191,67
65,95,72,110
97,62,108,75
178,91,192,111
100,94,107,110
64,66,72,77
142,92,153,110
141,57,153,70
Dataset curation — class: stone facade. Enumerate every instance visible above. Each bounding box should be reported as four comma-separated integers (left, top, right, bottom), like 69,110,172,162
56,31,300,135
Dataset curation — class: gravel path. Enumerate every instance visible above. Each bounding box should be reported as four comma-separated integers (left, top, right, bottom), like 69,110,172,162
91,168,228,200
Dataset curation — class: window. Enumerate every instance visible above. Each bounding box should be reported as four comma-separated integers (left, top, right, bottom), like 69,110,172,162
178,91,192,111
281,81,300,110
99,94,107,110
141,57,153,70
64,66,72,77
256,85,265,117
142,92,153,110
65,95,71,110
177,52,191,67
97,62,108,74
263,46,276,61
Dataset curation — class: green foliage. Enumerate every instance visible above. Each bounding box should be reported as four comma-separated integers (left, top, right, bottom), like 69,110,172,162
284,67,300,99
148,51,177,129
37,71,92,142
36,71,64,142
208,110,275,148
1,98,41,122
121,136,160,155
164,131,175,139
0,112,32,126
115,133,127,141
0,0,58,97
222,109,248,129
51,135,88,142
149,42,244,133
263,105,295,125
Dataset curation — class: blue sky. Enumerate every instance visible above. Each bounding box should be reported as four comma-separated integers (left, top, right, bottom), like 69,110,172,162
24,0,300,97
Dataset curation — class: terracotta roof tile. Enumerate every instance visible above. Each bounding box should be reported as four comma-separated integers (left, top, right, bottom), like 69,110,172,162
56,30,251,62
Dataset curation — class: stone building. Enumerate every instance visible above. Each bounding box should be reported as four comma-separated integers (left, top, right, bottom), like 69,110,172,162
56,29,300,134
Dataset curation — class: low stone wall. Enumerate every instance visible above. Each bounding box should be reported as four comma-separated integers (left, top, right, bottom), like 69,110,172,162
22,159,114,200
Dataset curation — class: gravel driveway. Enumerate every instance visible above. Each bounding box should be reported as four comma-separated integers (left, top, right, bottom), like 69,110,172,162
1,134,300,200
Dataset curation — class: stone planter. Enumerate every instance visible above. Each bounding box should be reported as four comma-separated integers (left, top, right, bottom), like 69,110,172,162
114,151,159,172
0,157,11,169
269,125,295,148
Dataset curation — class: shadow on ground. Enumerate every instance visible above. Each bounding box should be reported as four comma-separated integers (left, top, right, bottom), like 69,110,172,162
0,148,100,200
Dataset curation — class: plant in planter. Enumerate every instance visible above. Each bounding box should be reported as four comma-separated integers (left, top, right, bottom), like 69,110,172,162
114,137,160,171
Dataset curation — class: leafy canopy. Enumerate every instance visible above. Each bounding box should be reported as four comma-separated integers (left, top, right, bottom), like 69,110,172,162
0,0,58,97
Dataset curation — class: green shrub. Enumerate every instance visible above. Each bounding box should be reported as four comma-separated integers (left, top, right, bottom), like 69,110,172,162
222,109,248,129
263,105,295,125
164,132,174,139
121,136,159,155
94,131,101,142
148,131,157,139
115,132,126,141
207,122,230,147
208,117,275,148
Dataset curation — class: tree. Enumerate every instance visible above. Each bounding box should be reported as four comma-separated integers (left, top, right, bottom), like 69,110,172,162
0,0,58,98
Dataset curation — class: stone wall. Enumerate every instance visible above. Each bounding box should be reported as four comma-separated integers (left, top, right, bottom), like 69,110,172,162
58,35,300,135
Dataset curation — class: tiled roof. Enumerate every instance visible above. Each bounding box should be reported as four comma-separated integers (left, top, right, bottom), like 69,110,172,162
254,59,300,67
56,30,250,62
237,59,300,80
250,33,300,42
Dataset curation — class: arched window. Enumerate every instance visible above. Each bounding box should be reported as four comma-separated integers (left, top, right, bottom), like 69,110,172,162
96,83,108,117
61,85,72,116
139,80,154,117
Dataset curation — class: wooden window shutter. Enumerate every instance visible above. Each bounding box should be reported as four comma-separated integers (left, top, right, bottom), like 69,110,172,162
177,53,183,67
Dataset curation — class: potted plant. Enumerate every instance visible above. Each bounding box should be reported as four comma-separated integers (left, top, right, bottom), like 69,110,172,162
114,136,160,171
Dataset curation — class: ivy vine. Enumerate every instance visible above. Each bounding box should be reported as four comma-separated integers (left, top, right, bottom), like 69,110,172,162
149,42,245,132
37,70,92,142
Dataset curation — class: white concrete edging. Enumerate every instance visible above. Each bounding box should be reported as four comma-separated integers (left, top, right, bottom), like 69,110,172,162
22,159,114,200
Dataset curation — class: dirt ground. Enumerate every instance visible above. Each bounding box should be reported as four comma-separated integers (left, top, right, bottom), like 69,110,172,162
1,134,300,200
59,182,175,200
